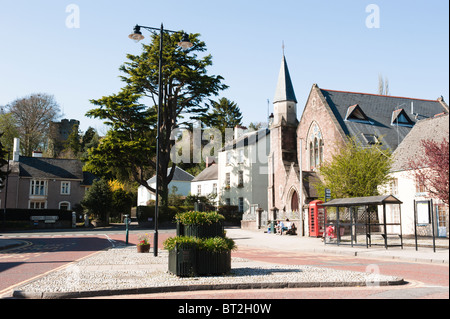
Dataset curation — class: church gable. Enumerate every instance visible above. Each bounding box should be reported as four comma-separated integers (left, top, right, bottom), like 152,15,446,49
297,84,347,172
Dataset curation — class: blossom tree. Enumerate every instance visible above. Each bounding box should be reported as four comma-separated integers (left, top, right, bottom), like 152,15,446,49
408,138,449,205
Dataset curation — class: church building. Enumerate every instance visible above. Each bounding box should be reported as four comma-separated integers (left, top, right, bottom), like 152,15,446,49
267,54,449,236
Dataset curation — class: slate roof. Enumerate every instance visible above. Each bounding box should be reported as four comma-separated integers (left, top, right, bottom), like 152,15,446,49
319,88,448,152
391,113,449,172
146,166,194,184
274,55,297,103
221,128,270,151
322,195,403,207
18,156,85,180
192,164,218,182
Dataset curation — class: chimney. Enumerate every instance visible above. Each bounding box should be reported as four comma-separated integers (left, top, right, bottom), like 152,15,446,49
205,156,215,168
234,125,247,140
13,138,20,162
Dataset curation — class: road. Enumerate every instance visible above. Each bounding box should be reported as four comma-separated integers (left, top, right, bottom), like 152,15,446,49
0,227,173,296
0,227,448,299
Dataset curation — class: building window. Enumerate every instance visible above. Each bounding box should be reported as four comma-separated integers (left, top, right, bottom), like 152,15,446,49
314,138,319,167
225,173,231,189
390,178,398,195
319,139,324,164
30,201,46,209
238,197,244,213
309,142,314,170
61,181,71,195
212,183,217,195
30,180,47,196
197,185,202,196
59,202,70,210
225,198,231,206
226,151,232,165
238,149,245,164
238,171,244,188
415,180,427,194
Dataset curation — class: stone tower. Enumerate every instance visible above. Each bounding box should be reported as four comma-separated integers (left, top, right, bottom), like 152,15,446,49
268,55,299,216
47,119,80,157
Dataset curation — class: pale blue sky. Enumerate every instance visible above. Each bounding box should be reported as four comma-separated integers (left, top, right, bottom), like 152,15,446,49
0,0,448,133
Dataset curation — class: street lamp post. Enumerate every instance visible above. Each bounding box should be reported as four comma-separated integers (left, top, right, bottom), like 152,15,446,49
129,24,192,256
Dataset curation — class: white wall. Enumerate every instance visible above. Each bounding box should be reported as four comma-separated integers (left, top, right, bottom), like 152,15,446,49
217,132,270,214
137,180,192,206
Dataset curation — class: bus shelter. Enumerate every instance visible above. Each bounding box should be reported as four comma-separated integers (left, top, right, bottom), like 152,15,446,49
321,195,403,249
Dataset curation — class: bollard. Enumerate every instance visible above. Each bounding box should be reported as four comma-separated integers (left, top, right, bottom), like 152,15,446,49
124,215,129,245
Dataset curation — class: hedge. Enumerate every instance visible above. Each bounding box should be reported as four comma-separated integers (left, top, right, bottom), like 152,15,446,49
136,205,195,225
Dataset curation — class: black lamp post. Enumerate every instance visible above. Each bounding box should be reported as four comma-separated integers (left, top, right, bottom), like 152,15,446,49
129,24,192,256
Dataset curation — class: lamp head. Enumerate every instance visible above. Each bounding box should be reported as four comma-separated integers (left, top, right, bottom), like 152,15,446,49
178,33,193,50
128,25,145,43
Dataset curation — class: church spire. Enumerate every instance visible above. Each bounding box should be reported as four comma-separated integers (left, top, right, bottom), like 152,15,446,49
273,54,297,104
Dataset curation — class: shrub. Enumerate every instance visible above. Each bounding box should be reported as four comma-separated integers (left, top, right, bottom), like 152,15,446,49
163,236,236,252
175,211,225,225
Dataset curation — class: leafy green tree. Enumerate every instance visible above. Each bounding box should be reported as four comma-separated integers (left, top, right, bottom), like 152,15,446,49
60,123,82,158
316,137,393,199
80,178,113,224
0,133,9,188
0,112,19,156
111,188,134,220
200,97,243,144
85,90,157,182
86,31,227,208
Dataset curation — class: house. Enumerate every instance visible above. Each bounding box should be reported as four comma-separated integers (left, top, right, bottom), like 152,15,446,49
218,126,270,215
190,162,219,205
383,113,449,237
266,54,449,235
0,138,96,211
137,166,194,206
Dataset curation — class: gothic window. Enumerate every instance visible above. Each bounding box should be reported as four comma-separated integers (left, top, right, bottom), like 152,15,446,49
314,138,319,167
319,139,324,164
308,122,324,170
291,191,299,212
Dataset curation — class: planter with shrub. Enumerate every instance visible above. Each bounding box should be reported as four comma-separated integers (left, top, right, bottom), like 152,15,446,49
164,211,235,277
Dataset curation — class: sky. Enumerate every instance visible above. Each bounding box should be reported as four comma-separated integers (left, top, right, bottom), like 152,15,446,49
0,0,448,133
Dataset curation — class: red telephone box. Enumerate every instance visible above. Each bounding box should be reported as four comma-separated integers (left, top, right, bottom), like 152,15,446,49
309,200,326,237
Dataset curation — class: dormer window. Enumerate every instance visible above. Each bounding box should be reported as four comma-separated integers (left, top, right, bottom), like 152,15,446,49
345,104,372,124
362,133,381,145
391,108,414,127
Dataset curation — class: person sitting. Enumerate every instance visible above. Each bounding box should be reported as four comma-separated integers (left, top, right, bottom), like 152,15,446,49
276,220,284,235
286,222,297,235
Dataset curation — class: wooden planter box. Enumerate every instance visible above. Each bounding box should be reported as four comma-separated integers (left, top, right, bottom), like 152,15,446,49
168,245,231,277
176,222,224,238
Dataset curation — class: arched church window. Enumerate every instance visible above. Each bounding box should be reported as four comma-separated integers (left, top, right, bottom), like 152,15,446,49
291,191,299,212
310,142,314,170
319,139,324,165
314,138,319,167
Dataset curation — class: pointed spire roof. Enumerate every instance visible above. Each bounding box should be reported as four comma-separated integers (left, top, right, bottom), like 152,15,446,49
274,55,297,104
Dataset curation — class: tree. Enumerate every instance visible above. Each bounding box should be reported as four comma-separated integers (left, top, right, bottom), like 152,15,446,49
0,133,9,188
86,31,227,208
6,93,61,156
80,178,113,225
60,123,82,159
316,137,393,199
200,97,243,144
85,90,157,182
0,112,19,155
408,138,449,205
